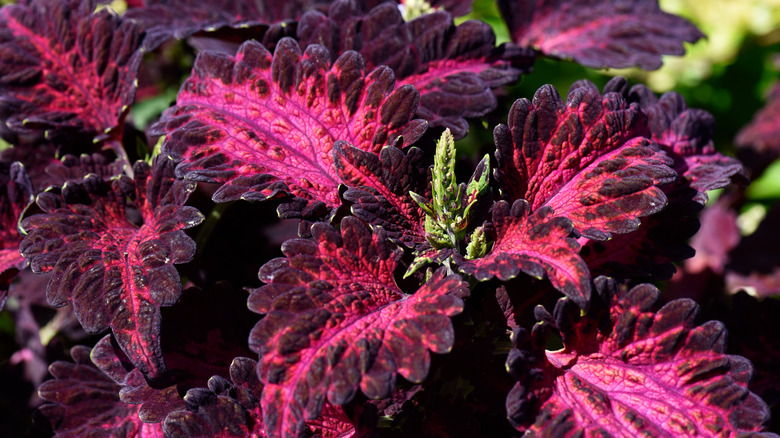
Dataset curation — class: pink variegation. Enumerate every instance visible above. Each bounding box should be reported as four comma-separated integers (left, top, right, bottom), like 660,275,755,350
0,0,144,146
457,200,590,307
154,37,426,218
19,157,204,378
334,141,429,247
506,278,774,436
298,0,530,138
248,217,468,438
0,162,33,302
495,83,677,240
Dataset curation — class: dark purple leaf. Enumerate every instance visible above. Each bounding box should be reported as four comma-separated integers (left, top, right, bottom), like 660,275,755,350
19,157,204,378
0,0,144,146
618,80,746,203
335,142,429,247
248,217,468,438
163,357,265,437
580,186,701,280
506,277,774,436
37,344,165,438
90,335,186,424
298,1,530,138
0,161,33,300
125,0,329,50
495,84,676,240
154,38,425,218
457,200,590,308
735,82,780,177
41,153,125,190
704,291,780,407
498,0,703,70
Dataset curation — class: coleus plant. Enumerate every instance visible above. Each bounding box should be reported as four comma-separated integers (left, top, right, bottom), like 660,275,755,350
0,0,777,437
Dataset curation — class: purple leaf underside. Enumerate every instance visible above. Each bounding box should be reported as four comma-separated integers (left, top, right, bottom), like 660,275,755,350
37,344,165,438
0,0,144,146
498,0,703,70
248,217,467,438
335,142,428,247
495,84,676,239
457,200,590,308
19,157,204,378
155,37,426,218
506,278,774,436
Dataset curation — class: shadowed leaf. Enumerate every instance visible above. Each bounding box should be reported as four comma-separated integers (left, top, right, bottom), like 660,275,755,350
0,0,144,146
19,157,204,378
497,0,702,70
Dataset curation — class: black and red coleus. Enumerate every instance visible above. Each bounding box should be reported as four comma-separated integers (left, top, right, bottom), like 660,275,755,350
0,0,774,437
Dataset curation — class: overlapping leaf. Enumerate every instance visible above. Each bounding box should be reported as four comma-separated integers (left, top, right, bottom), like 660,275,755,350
457,200,590,308
164,356,364,438
506,277,775,436
334,141,429,247
0,0,144,146
37,344,165,438
125,0,329,50
19,157,204,378
0,161,33,303
163,357,266,437
90,335,186,424
497,0,703,70
616,79,746,203
298,0,530,138
154,37,426,218
494,83,677,240
248,217,468,437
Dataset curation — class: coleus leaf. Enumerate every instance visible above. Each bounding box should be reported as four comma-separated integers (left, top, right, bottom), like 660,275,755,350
580,190,701,280
735,82,780,177
704,291,780,407
456,200,590,308
614,78,746,203
0,161,33,303
125,0,329,51
0,0,144,146
163,356,364,438
494,83,677,241
90,335,186,424
153,37,426,218
248,217,468,438
19,156,204,378
497,0,703,70
163,357,266,437
298,1,530,138
37,344,165,438
506,277,775,436
334,141,429,247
